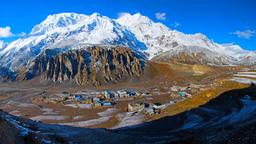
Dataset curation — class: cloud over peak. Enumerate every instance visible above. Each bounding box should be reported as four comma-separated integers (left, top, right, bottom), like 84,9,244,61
117,12,131,18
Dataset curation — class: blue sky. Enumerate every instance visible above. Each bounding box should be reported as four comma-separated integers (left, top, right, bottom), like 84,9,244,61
0,0,255,50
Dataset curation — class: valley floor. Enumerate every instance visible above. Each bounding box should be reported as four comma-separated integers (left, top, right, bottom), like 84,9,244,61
0,62,254,129
1,81,256,144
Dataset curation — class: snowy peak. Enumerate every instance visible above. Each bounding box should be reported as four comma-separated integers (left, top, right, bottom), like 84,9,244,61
117,13,256,64
117,13,172,58
117,13,154,27
117,13,170,35
193,33,209,40
28,12,131,41
30,13,87,35
29,12,128,36
30,12,121,36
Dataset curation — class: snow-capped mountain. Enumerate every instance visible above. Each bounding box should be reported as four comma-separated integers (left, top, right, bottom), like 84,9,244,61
117,13,255,64
0,12,255,73
0,13,146,71
219,44,256,65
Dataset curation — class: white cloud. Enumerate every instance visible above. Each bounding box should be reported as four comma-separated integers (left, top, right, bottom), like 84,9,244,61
155,12,167,20
231,29,255,39
117,12,131,18
0,26,14,38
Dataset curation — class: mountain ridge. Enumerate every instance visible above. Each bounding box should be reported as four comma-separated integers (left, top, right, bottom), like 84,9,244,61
0,12,255,80
117,13,255,64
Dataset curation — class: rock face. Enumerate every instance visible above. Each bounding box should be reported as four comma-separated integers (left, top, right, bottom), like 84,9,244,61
20,45,145,86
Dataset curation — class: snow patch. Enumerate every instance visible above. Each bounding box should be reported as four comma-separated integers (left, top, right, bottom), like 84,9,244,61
30,115,67,121
59,116,111,127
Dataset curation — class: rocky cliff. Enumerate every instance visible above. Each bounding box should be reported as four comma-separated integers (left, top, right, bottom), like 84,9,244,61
20,45,145,86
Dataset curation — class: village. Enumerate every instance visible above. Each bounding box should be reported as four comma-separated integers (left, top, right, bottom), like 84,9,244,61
37,84,205,116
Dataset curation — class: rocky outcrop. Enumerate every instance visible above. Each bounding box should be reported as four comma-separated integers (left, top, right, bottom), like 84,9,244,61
20,45,145,86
